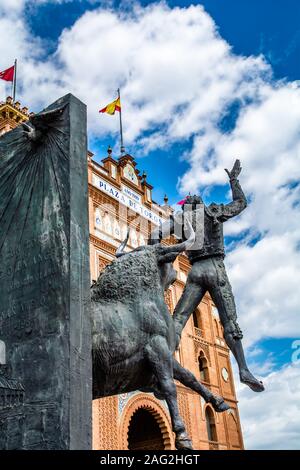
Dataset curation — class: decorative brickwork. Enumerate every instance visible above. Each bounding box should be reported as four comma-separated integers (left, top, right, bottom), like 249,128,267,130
164,289,173,313
177,390,192,438
98,256,109,274
93,397,119,450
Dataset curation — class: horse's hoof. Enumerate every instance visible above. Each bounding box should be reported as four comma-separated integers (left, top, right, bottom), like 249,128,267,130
209,395,230,413
240,370,265,392
153,391,165,400
175,436,193,450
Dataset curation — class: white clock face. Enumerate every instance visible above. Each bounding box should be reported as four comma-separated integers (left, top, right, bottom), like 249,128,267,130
222,367,229,382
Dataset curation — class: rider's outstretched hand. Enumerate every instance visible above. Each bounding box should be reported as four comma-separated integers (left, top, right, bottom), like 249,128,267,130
225,159,242,180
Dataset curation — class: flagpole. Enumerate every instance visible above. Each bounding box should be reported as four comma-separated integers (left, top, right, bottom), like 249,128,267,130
12,59,17,103
117,88,125,154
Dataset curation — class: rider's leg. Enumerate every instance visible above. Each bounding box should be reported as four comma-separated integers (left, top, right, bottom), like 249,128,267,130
209,259,264,392
173,269,206,349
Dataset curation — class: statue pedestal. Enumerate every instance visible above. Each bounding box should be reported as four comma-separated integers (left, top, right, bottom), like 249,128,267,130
0,94,92,449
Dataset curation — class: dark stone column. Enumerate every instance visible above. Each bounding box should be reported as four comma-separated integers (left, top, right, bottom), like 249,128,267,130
0,94,92,449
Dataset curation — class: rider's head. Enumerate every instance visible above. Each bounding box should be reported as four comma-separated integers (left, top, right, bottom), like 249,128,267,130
181,194,203,211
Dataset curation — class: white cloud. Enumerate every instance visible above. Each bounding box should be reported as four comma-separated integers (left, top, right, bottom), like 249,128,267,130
180,81,300,346
1,3,271,140
54,3,273,145
234,363,300,450
0,0,73,16
0,0,25,15
226,232,300,346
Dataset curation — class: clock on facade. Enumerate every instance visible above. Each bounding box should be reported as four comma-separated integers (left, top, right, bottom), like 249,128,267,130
123,163,138,185
221,367,229,382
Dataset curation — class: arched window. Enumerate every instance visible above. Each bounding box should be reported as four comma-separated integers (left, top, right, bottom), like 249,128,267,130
193,310,199,328
174,346,183,366
104,213,112,234
121,224,128,240
193,309,203,330
227,412,241,448
113,221,121,240
212,306,219,318
139,233,145,246
0,340,6,365
130,230,138,248
95,208,103,230
205,407,217,442
214,319,219,337
198,352,209,382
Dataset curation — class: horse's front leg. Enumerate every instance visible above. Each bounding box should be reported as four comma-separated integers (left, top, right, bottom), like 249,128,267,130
145,335,193,450
173,358,230,412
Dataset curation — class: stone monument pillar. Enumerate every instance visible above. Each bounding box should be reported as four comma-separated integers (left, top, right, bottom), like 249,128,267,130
0,94,92,449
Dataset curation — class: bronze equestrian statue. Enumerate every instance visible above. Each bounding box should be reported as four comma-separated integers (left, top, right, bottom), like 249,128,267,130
91,222,230,450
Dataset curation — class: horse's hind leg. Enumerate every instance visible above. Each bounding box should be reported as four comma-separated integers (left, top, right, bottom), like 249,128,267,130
145,336,193,450
173,358,230,412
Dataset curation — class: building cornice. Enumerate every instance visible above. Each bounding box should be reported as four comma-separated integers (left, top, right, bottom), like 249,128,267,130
0,97,30,128
90,234,117,256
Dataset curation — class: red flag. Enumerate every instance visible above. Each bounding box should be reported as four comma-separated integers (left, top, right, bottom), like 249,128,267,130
0,65,15,82
99,97,121,115
177,197,188,205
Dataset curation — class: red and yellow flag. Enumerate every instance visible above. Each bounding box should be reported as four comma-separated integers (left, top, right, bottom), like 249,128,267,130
99,97,121,115
0,65,15,82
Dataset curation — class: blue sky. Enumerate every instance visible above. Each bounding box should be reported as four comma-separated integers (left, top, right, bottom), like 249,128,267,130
27,0,300,80
0,0,300,449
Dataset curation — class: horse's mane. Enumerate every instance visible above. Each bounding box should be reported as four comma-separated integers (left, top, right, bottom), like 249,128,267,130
91,247,161,303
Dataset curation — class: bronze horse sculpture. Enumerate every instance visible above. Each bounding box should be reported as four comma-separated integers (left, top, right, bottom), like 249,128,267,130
91,221,229,450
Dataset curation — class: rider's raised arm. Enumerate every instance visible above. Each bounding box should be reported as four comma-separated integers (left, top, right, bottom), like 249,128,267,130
218,176,247,222
212,159,247,222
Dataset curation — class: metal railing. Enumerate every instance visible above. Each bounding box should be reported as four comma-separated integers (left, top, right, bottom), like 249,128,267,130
194,326,204,338
208,440,219,450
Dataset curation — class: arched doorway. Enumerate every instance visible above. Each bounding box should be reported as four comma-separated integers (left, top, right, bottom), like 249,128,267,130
128,408,165,450
120,394,173,449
